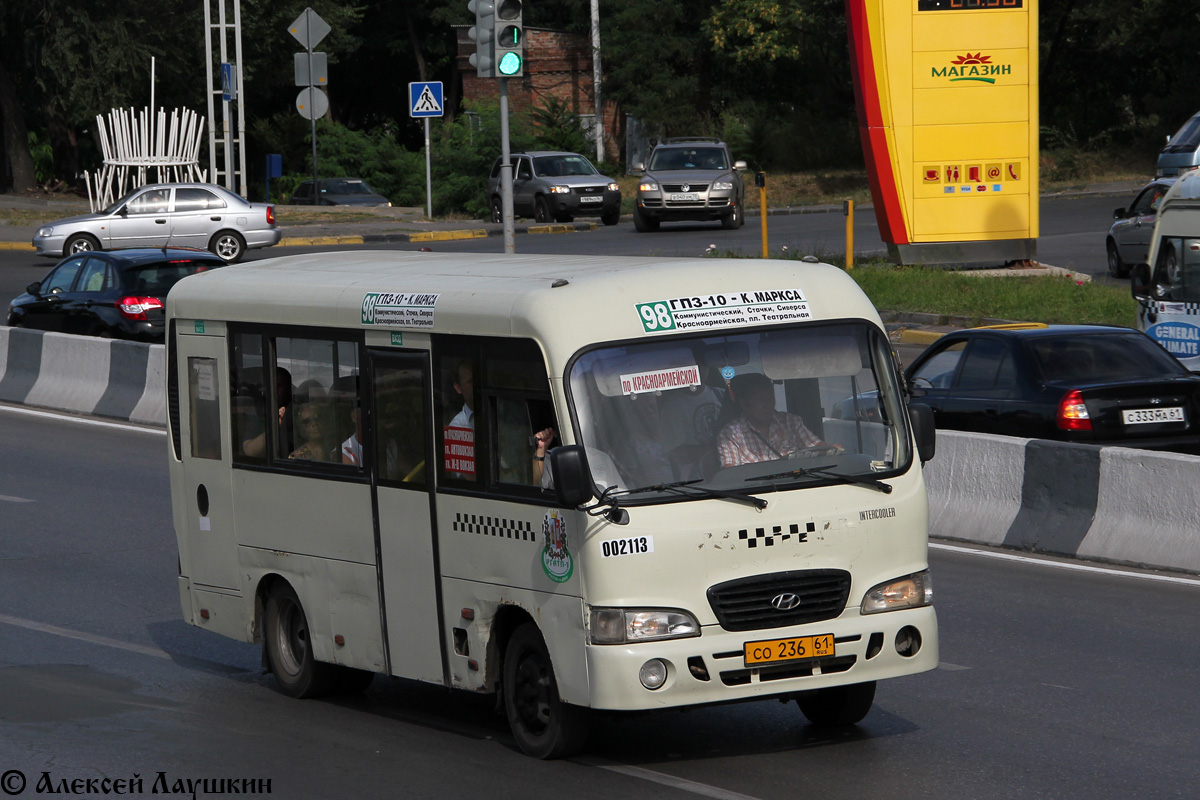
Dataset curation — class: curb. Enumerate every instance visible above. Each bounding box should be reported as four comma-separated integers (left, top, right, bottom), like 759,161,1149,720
277,221,596,247
0,242,34,251
897,329,946,345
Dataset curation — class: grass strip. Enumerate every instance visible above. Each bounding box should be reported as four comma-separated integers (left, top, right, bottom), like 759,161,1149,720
707,252,1137,328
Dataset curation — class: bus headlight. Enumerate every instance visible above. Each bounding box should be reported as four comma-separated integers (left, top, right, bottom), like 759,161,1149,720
588,607,700,644
860,571,933,615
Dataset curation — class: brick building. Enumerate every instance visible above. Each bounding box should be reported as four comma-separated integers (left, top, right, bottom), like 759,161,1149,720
455,26,621,162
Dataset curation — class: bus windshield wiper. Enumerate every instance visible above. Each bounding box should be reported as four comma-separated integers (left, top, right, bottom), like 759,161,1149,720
748,466,892,494
621,479,768,510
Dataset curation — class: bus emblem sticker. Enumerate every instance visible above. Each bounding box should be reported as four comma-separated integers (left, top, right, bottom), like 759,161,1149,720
542,510,574,583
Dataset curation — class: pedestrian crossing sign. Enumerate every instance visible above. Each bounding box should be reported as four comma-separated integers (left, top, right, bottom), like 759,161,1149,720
409,82,444,118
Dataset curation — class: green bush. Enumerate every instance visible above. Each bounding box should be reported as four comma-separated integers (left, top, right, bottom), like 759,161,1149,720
431,102,535,218
263,118,424,206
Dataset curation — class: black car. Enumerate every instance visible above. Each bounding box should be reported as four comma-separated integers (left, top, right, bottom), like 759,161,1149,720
7,248,225,342
290,178,391,207
902,324,1200,452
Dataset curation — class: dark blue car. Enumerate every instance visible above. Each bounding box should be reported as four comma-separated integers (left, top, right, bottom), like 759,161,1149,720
7,248,225,342
902,324,1200,452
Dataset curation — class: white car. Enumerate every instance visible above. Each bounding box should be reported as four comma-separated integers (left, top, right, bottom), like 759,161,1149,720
32,183,281,263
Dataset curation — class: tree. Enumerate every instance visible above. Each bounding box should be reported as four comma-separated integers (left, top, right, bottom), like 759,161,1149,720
602,0,720,135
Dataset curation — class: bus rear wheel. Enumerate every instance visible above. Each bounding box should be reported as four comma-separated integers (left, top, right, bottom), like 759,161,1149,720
264,582,340,698
503,623,590,759
795,681,876,727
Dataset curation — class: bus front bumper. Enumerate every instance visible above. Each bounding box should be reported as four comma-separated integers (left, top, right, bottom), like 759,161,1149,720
584,605,938,712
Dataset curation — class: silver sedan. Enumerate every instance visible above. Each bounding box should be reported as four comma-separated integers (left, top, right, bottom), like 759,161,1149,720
32,183,281,263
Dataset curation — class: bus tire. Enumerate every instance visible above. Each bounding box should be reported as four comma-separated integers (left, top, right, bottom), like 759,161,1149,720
264,582,340,698
503,622,590,759
795,680,876,727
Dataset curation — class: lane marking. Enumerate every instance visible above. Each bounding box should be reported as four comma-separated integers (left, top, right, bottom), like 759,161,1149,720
0,495,34,503
578,757,764,800
930,542,1200,587
0,612,172,660
0,405,165,435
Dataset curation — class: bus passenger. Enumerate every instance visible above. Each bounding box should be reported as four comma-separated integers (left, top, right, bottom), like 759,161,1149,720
289,401,329,461
241,368,292,459
341,400,363,466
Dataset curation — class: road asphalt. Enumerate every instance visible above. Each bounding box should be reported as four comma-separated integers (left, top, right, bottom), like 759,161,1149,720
0,180,1147,345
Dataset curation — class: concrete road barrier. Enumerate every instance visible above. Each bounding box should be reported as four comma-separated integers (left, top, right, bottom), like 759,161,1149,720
927,430,1200,575
0,327,165,425
4,325,1198,575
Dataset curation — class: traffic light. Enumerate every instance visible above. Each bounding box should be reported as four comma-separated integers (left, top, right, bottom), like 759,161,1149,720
468,0,496,78
493,0,524,78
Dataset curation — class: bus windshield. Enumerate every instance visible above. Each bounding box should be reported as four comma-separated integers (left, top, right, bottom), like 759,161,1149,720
567,322,910,501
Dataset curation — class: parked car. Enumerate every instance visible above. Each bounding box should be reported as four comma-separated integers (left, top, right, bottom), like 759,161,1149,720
1107,179,1174,278
1156,110,1200,177
7,248,225,342
633,137,747,232
899,324,1200,452
290,178,391,207
486,151,621,225
32,183,278,263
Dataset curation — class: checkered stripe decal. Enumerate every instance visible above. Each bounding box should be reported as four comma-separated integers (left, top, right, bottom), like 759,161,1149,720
1156,302,1200,314
453,513,535,542
739,522,815,548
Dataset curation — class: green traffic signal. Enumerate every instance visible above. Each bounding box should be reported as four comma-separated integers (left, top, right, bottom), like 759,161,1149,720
499,24,520,46
498,51,522,76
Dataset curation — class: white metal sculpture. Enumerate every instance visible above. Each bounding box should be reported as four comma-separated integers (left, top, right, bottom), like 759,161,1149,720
84,105,207,211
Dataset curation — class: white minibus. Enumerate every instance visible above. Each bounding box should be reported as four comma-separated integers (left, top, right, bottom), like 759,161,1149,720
1134,169,1200,371
166,251,939,758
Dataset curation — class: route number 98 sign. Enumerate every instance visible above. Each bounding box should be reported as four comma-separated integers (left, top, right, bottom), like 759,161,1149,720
635,289,812,334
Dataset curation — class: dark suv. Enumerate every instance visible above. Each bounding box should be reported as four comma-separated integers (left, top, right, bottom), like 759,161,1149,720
486,151,621,225
633,137,748,232
7,248,226,342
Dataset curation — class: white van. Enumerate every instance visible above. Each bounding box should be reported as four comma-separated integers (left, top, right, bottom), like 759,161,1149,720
166,251,939,758
1134,170,1200,370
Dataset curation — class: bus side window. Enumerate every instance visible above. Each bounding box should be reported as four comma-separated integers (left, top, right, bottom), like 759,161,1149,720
375,366,427,486
437,351,479,482
231,332,268,464
188,357,222,460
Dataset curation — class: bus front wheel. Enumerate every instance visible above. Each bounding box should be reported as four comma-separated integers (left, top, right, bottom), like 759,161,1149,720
264,582,340,698
795,680,876,727
502,623,591,759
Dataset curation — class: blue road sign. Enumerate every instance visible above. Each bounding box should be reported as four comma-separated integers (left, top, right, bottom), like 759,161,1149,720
409,82,444,118
221,63,236,102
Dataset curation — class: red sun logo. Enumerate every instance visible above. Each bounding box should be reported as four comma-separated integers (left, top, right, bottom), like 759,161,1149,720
951,53,992,65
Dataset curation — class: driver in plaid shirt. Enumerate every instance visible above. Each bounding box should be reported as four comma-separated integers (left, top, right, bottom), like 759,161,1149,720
717,373,841,467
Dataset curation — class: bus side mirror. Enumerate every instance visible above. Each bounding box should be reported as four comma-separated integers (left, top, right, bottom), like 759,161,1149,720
548,446,595,507
909,403,936,463
1131,263,1152,298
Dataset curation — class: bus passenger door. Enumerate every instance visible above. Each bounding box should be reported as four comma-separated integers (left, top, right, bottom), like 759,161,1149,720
175,331,239,591
368,350,445,685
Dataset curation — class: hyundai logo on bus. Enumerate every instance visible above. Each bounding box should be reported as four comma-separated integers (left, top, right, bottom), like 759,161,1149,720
770,593,802,611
